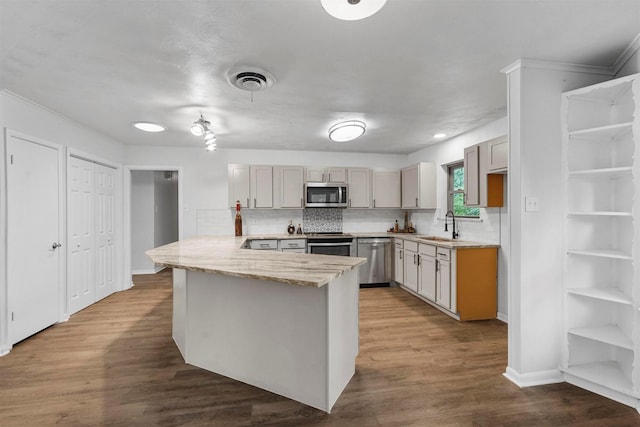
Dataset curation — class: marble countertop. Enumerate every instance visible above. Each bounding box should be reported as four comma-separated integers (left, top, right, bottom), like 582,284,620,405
146,235,366,288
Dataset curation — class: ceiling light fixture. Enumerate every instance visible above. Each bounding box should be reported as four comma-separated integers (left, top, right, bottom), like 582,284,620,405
434,133,447,139
132,122,167,132
321,0,387,21
190,114,217,152
328,120,366,142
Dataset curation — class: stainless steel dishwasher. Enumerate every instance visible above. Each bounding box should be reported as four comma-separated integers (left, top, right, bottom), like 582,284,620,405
357,237,392,286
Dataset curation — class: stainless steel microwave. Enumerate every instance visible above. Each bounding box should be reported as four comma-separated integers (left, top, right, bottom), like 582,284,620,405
304,182,348,208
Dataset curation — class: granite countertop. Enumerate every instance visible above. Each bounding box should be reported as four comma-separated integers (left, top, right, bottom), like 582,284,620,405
146,235,366,288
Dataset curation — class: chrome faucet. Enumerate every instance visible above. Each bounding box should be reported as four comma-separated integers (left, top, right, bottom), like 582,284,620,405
444,210,459,240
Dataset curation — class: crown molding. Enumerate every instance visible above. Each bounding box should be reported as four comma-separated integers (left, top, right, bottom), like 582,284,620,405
612,32,640,76
500,59,614,76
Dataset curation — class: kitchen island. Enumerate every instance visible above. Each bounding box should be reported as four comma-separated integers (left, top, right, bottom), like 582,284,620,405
146,235,366,413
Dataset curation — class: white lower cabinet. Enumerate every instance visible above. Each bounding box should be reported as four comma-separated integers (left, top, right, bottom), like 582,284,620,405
278,239,306,253
393,238,404,284
403,240,418,293
435,248,451,310
417,244,436,300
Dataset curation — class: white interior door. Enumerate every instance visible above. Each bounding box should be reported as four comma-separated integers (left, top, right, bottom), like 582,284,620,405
68,157,95,314
7,134,61,344
95,163,116,300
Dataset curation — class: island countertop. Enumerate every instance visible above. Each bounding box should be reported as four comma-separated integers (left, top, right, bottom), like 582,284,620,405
146,235,366,288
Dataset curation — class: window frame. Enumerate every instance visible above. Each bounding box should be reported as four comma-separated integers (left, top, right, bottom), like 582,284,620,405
447,161,479,218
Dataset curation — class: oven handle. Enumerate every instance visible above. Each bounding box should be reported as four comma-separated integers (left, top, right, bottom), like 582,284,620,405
307,242,353,247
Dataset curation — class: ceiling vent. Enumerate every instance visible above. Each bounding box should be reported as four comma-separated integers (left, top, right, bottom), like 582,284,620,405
227,67,275,92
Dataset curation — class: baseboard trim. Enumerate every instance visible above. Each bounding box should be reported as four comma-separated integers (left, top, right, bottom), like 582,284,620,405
497,312,508,323
132,266,165,275
0,343,13,357
503,366,564,388
564,371,640,411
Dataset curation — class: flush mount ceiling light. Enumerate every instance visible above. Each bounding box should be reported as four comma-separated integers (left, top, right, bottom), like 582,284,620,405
434,133,447,139
328,120,366,142
132,122,167,132
321,0,387,21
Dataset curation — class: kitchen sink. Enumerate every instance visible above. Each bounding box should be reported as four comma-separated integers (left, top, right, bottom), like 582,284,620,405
418,236,457,242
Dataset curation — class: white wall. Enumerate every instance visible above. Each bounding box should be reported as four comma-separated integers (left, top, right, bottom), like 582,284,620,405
131,171,156,273
503,61,611,386
0,90,125,355
124,146,408,238
407,117,509,320
154,171,179,247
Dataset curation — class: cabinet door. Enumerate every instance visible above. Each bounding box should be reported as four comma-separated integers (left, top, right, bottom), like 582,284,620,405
372,170,401,208
228,164,250,208
436,259,451,309
251,165,273,208
403,250,418,292
418,255,436,301
348,168,370,208
280,166,304,208
306,167,325,182
394,246,404,284
487,137,508,171
401,165,419,208
327,167,347,182
464,145,480,206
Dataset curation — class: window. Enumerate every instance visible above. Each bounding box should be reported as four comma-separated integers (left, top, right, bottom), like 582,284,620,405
448,162,479,217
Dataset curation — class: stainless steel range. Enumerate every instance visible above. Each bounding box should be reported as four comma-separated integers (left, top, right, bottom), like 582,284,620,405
306,232,355,257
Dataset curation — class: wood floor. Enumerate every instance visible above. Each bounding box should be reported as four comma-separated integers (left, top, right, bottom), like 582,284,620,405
1,270,638,426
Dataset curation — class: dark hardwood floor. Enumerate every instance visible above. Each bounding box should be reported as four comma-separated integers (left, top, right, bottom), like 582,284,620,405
1,269,638,426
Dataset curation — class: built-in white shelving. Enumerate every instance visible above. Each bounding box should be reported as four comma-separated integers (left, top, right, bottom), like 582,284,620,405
561,73,640,410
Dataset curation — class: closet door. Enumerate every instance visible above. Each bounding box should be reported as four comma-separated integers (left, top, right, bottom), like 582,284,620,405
95,164,117,301
68,157,95,314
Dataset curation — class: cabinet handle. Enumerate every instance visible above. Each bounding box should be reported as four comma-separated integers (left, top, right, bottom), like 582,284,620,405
399,251,402,260
373,199,376,208
417,254,421,266
415,197,418,207
349,199,352,208
246,198,249,207
300,198,303,208
413,253,417,265
436,259,439,272
254,198,256,208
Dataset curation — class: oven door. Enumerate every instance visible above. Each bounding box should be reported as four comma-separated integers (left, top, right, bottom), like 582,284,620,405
307,241,354,257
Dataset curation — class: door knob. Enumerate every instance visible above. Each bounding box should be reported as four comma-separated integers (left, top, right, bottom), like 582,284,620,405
52,242,62,249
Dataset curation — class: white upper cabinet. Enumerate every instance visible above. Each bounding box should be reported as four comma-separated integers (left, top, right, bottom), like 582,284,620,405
372,170,401,208
401,162,436,209
274,166,304,209
463,145,480,206
305,167,347,183
487,136,508,172
347,168,370,208
228,164,273,208
464,140,504,208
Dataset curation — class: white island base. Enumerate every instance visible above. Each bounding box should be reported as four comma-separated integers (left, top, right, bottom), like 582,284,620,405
172,268,359,413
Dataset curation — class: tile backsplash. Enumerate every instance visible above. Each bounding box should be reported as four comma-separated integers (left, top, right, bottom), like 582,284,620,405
302,208,342,233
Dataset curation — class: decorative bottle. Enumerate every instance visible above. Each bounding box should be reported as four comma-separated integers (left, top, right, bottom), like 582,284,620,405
287,220,295,235
235,200,243,236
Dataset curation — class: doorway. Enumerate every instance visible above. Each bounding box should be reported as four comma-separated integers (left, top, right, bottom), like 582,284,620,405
125,167,182,283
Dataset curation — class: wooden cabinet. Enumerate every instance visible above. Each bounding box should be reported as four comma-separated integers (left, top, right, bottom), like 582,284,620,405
275,166,304,208
348,168,370,208
401,163,436,209
464,140,504,208
403,240,419,293
561,73,639,408
397,238,497,321
306,167,346,183
372,170,401,208
393,238,404,284
487,136,508,172
228,164,273,209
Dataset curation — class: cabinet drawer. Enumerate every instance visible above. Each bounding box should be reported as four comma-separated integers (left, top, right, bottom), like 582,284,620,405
249,239,278,250
436,248,451,261
394,238,404,249
279,239,306,250
419,244,436,257
404,240,418,252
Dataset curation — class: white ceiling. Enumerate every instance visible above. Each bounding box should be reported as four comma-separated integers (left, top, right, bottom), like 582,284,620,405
1,0,639,154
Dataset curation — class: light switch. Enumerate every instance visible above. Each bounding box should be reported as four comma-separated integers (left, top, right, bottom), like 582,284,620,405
525,197,540,212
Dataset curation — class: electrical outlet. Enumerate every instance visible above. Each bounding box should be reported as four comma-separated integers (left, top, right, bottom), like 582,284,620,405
525,197,540,212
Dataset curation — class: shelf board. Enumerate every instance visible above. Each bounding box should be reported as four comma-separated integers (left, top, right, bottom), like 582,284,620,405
567,211,632,217
568,122,633,140
563,362,635,397
569,325,634,349
568,167,633,178
567,287,633,305
567,249,632,260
